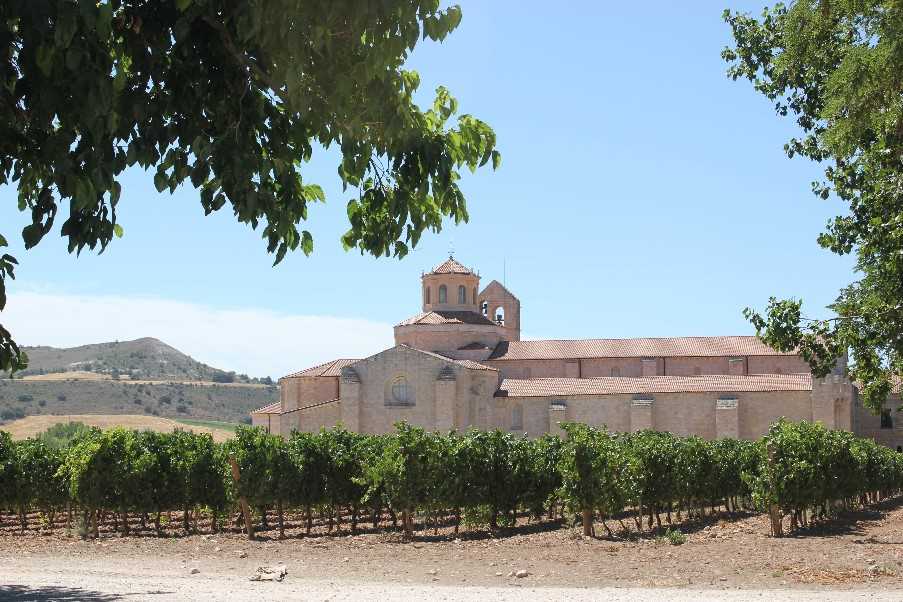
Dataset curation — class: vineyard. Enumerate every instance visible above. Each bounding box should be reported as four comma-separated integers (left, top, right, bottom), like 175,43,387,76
0,420,901,541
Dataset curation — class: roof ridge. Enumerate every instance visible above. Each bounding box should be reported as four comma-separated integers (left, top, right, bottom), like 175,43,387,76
397,344,497,371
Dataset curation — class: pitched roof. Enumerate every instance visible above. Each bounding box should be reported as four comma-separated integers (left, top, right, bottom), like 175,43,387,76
496,374,812,397
398,345,497,371
396,310,497,327
430,257,475,275
282,358,358,380
488,336,794,361
251,401,282,414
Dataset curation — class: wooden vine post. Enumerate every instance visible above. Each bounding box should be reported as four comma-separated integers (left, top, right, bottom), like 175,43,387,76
228,455,255,540
766,441,783,537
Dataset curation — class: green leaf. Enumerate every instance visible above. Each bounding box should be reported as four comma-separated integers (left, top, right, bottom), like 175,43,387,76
153,172,167,193
113,224,124,238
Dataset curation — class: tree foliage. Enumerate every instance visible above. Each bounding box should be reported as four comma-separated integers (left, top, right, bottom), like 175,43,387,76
0,0,500,373
722,0,903,411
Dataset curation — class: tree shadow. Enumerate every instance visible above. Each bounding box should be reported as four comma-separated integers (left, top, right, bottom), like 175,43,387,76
0,585,125,601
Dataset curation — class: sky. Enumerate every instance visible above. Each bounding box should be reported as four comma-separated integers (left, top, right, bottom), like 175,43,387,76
0,2,856,379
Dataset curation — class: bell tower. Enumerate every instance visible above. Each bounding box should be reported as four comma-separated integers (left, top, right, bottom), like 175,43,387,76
421,256,480,313
478,280,521,342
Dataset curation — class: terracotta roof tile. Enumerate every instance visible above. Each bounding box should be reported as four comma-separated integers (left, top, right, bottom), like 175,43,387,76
458,342,493,350
251,401,282,414
489,336,794,361
430,257,476,275
282,358,358,380
396,310,497,327
496,373,812,397
285,398,340,413
400,345,497,371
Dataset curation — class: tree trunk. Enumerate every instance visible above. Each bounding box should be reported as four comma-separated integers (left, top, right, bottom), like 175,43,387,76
277,500,284,540
402,510,413,539
183,506,191,534
18,506,27,533
155,511,162,536
306,506,312,535
454,508,461,536
92,508,99,539
582,508,593,537
120,511,130,536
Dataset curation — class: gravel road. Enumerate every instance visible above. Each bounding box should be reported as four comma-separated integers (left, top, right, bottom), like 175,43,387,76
2,563,901,602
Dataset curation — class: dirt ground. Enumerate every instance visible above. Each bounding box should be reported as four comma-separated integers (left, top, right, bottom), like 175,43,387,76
0,414,235,442
3,499,903,597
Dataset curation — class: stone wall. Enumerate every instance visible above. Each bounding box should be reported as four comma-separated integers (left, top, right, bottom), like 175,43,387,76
292,400,342,434
394,323,505,355
853,392,903,450
280,375,340,412
499,389,818,440
337,346,500,434
486,354,812,380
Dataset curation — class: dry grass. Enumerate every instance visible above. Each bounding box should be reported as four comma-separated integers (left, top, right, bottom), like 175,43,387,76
20,371,111,381
0,414,236,442
19,371,269,388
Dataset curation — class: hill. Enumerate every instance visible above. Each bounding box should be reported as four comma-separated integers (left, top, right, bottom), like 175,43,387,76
0,338,278,424
16,337,272,383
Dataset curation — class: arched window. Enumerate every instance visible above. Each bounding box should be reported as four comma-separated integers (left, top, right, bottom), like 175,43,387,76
424,286,431,305
480,300,488,315
494,306,505,326
438,285,447,304
388,376,413,406
458,285,466,304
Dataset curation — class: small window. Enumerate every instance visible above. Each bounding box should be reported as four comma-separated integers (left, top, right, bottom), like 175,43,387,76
481,300,488,315
881,410,893,429
611,367,621,377
458,285,466,304
494,306,505,326
424,287,431,305
511,404,523,431
438,285,447,304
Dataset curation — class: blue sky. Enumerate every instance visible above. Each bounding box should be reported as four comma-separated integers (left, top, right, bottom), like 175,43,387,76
0,2,854,377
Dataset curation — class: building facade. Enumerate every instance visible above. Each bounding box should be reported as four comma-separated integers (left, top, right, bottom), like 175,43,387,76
252,257,903,448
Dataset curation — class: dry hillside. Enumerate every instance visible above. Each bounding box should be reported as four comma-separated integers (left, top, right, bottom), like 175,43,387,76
0,414,235,442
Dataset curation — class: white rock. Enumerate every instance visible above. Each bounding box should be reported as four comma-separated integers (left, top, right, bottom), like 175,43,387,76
515,570,529,578
238,550,248,558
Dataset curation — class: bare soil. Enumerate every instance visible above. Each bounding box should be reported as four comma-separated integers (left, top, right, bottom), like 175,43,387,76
2,499,903,592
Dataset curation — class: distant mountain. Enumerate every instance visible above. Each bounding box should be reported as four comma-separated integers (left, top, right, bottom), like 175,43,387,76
0,338,278,424
17,337,270,384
